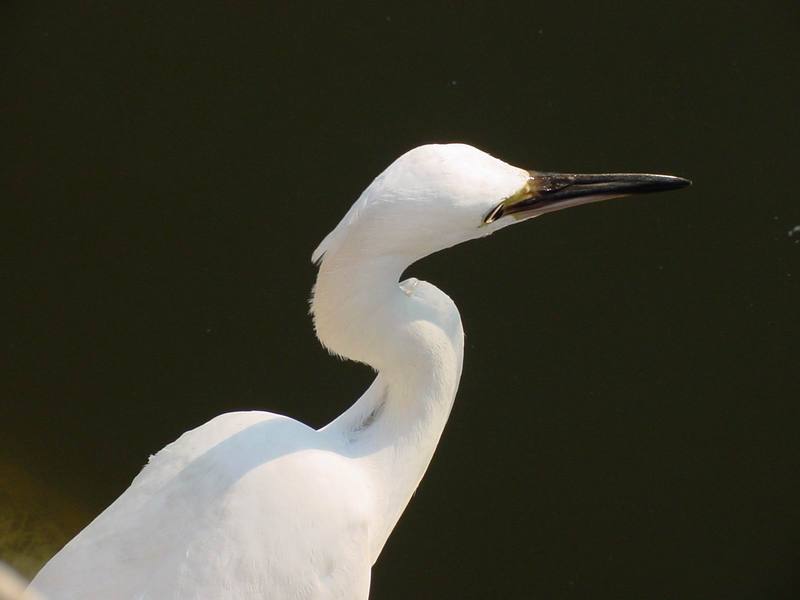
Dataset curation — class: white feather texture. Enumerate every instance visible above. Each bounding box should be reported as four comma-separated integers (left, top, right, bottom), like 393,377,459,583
30,144,530,599
312,144,528,264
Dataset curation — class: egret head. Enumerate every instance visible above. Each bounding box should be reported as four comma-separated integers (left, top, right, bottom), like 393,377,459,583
312,143,690,265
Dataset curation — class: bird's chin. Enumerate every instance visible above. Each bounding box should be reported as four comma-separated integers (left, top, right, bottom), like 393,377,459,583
484,204,553,228
507,208,545,222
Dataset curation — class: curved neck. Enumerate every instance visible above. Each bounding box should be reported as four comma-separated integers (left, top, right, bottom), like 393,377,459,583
311,251,464,562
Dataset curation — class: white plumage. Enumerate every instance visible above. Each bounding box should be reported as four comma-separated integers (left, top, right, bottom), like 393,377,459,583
30,144,688,598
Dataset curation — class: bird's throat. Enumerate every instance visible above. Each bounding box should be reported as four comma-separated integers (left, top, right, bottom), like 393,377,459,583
312,251,464,562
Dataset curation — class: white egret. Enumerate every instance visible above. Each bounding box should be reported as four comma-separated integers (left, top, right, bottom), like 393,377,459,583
30,144,689,599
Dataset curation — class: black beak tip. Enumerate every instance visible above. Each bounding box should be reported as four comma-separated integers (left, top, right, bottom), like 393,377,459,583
645,174,692,193
673,176,692,189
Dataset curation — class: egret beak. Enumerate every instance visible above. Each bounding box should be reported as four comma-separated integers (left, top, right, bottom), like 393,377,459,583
483,171,692,224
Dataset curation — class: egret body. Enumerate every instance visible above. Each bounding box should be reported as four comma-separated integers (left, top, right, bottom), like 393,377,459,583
30,144,689,599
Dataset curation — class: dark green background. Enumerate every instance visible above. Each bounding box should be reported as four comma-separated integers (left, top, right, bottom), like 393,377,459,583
3,1,799,598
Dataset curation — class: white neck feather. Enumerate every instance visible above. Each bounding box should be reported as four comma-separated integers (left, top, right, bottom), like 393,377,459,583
311,250,464,562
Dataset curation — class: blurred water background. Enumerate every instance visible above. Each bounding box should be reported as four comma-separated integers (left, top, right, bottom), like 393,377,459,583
2,2,798,598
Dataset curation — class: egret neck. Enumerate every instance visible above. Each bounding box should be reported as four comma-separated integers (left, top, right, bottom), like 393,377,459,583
312,249,463,561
